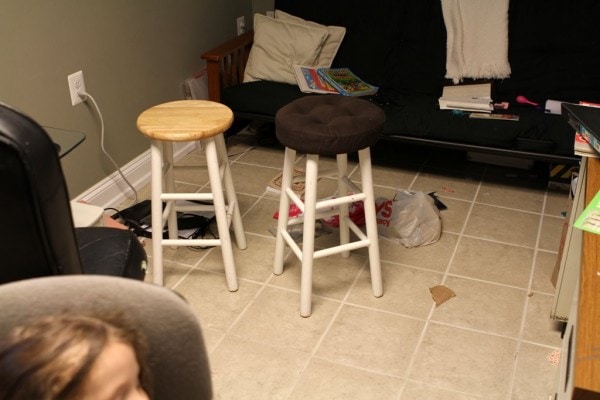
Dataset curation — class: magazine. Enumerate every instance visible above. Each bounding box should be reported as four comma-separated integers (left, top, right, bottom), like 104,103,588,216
317,67,378,96
292,65,338,94
469,112,519,121
292,65,378,97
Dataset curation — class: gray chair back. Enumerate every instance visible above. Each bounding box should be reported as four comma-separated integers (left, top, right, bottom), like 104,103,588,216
0,275,212,399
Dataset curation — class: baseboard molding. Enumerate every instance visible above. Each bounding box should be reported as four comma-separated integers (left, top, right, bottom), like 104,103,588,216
73,142,196,209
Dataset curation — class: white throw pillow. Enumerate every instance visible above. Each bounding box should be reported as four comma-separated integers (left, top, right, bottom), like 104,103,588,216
275,9,346,68
243,13,329,84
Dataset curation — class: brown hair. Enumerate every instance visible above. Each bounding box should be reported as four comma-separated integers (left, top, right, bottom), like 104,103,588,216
0,314,152,400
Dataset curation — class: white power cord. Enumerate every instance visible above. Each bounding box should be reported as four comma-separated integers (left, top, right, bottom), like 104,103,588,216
77,90,138,207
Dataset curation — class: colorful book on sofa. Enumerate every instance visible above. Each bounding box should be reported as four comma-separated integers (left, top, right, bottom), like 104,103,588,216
314,67,378,97
292,65,338,94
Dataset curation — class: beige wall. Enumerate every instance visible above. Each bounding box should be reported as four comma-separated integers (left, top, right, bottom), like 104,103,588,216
0,0,252,198
252,0,274,15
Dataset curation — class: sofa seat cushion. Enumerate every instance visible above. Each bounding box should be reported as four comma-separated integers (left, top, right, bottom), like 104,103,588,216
222,81,309,120
376,91,573,155
223,80,574,156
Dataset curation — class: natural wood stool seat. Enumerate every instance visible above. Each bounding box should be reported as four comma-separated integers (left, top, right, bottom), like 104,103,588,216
137,100,246,290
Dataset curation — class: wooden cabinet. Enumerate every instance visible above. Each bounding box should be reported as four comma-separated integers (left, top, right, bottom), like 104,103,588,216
556,157,600,399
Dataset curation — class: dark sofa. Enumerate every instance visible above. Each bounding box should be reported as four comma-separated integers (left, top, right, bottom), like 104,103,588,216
201,0,600,165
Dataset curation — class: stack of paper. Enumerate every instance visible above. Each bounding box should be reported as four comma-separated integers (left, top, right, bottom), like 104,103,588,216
574,132,599,158
438,83,493,113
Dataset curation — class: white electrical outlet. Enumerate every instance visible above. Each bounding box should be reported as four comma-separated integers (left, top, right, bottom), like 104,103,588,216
236,16,246,36
67,70,86,106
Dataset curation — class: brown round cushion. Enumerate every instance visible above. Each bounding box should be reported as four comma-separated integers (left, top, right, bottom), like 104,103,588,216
275,95,385,156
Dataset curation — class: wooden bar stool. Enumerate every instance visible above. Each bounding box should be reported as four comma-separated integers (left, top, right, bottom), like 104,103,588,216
136,100,246,290
273,95,385,317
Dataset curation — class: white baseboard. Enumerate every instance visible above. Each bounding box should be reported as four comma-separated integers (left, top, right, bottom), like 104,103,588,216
73,142,197,209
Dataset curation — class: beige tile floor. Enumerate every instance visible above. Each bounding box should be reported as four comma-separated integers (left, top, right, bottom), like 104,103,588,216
136,131,569,400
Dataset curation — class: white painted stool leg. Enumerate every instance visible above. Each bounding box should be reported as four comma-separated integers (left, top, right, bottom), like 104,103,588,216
163,142,179,242
150,139,165,286
205,137,238,292
273,147,296,275
215,134,247,250
300,154,319,317
358,148,383,297
336,153,350,258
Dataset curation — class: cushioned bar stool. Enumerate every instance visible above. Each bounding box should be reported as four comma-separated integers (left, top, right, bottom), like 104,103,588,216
273,95,385,317
137,100,246,290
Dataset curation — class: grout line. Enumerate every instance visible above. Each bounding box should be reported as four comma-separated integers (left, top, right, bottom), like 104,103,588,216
311,257,369,357
282,257,369,399
372,148,432,400
507,186,551,398
402,378,489,400
457,232,555,252
397,164,485,400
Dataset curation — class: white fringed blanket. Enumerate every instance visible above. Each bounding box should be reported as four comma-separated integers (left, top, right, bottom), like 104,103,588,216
441,0,511,84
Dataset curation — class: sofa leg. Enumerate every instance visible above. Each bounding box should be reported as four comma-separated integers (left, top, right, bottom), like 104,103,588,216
253,121,278,146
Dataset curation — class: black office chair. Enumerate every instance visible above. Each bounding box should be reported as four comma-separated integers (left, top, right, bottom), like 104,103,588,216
0,102,146,283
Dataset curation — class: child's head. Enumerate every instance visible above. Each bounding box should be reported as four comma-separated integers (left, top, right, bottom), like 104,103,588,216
0,314,152,400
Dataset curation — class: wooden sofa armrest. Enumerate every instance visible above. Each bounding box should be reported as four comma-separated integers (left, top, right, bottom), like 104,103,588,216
201,30,254,102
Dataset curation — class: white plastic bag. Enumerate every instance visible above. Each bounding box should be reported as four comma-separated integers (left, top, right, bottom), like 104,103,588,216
375,190,441,247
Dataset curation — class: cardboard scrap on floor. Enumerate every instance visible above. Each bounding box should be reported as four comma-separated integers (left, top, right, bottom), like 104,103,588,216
429,285,456,307
266,168,307,196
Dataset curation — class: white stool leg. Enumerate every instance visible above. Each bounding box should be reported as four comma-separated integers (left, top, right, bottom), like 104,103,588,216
163,141,178,242
215,134,246,250
300,154,319,317
205,137,239,292
150,139,165,285
273,147,296,275
336,153,350,258
358,147,383,297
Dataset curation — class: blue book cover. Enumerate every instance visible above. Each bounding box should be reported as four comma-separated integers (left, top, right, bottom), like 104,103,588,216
316,68,378,97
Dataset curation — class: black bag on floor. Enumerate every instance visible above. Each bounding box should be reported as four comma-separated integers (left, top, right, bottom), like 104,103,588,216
113,200,216,240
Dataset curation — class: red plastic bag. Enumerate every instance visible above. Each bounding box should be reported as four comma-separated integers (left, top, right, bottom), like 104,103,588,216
272,195,365,227
321,199,365,227
273,203,303,220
